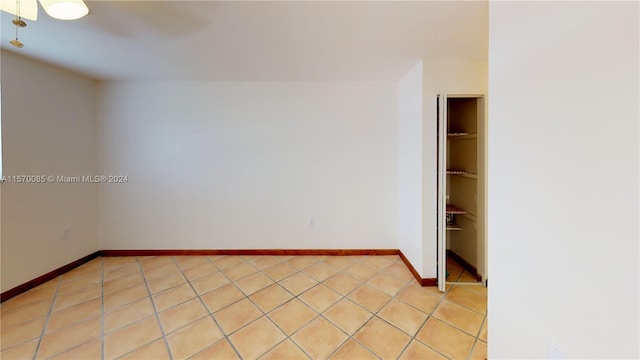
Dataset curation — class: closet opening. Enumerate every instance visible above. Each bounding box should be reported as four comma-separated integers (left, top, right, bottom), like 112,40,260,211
437,95,486,291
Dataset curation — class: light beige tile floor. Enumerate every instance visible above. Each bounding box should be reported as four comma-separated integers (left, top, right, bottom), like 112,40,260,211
446,255,482,284
0,255,487,359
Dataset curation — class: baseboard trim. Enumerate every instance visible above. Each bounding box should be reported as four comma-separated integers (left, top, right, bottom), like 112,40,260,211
0,251,102,303
2,248,436,302
447,249,482,281
421,277,438,286
101,249,400,257
398,251,437,286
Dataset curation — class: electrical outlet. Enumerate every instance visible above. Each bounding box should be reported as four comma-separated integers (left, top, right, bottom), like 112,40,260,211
63,227,70,240
308,217,315,226
548,342,565,359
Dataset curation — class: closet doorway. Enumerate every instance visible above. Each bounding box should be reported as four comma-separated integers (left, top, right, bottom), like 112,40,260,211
436,94,486,292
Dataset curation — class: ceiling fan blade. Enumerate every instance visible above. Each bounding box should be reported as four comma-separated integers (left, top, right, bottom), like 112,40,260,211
102,1,216,37
78,1,134,38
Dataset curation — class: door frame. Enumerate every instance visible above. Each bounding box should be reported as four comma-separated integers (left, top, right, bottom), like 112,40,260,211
436,93,487,291
436,94,447,292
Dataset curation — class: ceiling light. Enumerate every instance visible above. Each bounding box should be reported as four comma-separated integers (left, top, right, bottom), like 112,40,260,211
39,0,88,20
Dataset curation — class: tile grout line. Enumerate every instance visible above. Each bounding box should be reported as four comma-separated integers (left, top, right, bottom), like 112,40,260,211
412,283,488,359
353,262,446,357
6,255,484,360
258,337,312,360
0,294,55,354
267,263,344,360
100,264,162,358
335,259,400,358
202,255,336,359
439,266,488,321
101,260,153,349
266,255,365,360
190,255,250,359
431,308,487,338
330,257,410,355
476,311,487,340
266,255,371,359
329,262,416,360
32,261,106,359
211,255,317,359
6,257,166,358
323,263,401,359
435,285,488,328
125,255,427,359
31,276,62,360
216,255,296,358
395,285,453,360
218,254,314,358
216,255,289,358
466,311,488,360
30,261,105,359
259,256,402,360
135,256,175,360
169,255,247,360
292,256,409,359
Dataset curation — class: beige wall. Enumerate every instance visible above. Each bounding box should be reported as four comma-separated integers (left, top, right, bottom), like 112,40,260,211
97,81,398,250
1,50,98,292
397,61,424,276
488,2,638,357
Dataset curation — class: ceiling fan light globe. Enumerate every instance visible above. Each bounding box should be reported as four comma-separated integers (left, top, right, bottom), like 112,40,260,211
40,0,88,20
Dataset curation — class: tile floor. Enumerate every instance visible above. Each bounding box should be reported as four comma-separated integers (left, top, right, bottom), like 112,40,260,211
0,255,487,359
446,256,482,284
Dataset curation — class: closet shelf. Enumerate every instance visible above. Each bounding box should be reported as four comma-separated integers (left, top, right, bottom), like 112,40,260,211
464,213,477,222
447,132,477,140
446,204,468,215
446,225,462,231
446,170,478,179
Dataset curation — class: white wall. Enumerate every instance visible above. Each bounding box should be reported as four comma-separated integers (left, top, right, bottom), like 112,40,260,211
398,61,424,275
1,50,98,292
488,2,639,358
97,81,398,250
421,58,488,278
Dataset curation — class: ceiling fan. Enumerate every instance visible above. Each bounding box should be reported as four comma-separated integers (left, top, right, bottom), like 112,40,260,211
1,0,89,47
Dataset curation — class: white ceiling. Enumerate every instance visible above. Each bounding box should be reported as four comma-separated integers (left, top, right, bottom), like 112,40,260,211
0,1,488,81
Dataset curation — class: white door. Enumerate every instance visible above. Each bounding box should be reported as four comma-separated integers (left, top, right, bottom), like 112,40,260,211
437,94,448,292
